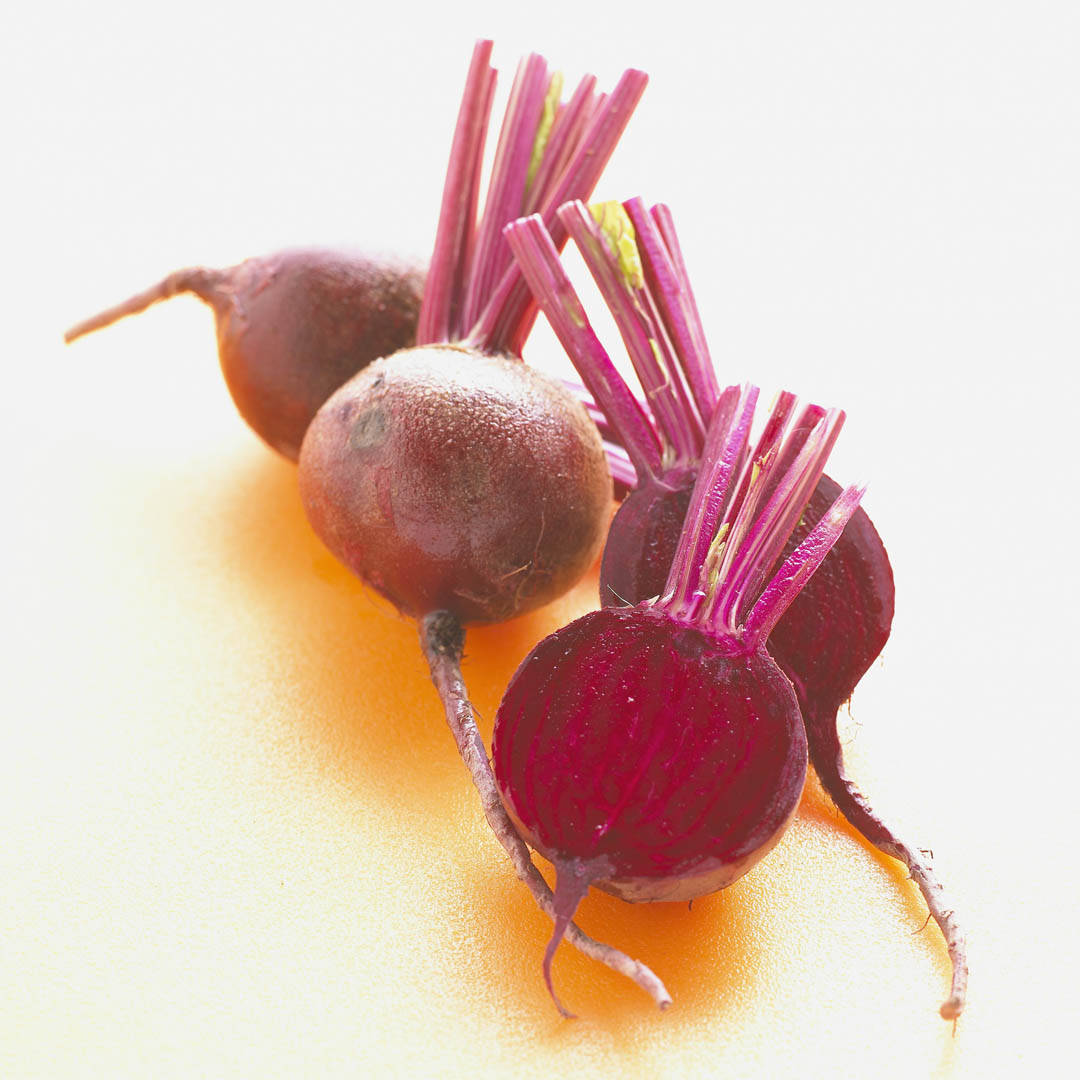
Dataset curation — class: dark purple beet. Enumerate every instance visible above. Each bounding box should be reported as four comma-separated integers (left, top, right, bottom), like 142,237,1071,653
598,470,900,840
593,447,900,843
599,476,693,607
64,248,425,461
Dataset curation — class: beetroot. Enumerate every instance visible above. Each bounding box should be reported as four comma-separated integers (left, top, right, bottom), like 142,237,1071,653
493,384,862,1015
300,345,610,625
506,204,967,1019
64,249,425,462
297,42,671,1007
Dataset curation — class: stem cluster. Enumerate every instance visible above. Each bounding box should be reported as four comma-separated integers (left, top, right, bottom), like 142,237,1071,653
418,41,647,356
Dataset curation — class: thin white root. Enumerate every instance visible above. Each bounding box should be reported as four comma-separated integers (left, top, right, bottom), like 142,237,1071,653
886,840,967,1021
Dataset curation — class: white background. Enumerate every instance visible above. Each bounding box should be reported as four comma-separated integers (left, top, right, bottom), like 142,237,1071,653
4,0,1078,1074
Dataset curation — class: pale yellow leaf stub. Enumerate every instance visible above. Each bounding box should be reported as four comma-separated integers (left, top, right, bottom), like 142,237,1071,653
588,201,645,290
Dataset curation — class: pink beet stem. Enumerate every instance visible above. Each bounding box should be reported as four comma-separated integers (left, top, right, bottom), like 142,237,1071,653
706,394,802,606
522,76,600,213
63,266,227,343
649,203,719,417
742,483,864,645
628,257,705,457
468,68,648,356
532,70,647,231
623,198,719,429
417,39,496,346
662,384,758,622
706,407,845,634
559,200,702,466
418,613,672,1010
721,391,800,530
460,54,551,331
503,215,663,481
712,403,833,630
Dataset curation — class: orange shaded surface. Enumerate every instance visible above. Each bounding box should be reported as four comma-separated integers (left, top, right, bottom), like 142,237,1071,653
5,302,1032,1079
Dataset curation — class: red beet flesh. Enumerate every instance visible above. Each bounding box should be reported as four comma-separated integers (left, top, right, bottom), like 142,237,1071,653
298,345,611,624
493,606,808,902
64,249,425,461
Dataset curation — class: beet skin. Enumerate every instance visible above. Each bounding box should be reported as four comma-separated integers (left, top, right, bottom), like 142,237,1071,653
215,251,424,460
65,249,425,461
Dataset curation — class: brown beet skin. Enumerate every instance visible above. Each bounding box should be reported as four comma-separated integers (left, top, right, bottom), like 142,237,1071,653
214,250,425,460
298,345,613,623
65,248,425,462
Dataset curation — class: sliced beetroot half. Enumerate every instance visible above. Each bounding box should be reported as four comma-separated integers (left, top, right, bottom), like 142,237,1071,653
494,384,862,1015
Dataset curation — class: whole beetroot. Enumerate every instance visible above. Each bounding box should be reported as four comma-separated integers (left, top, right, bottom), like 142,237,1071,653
299,345,610,625
297,42,670,1008
64,249,424,460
